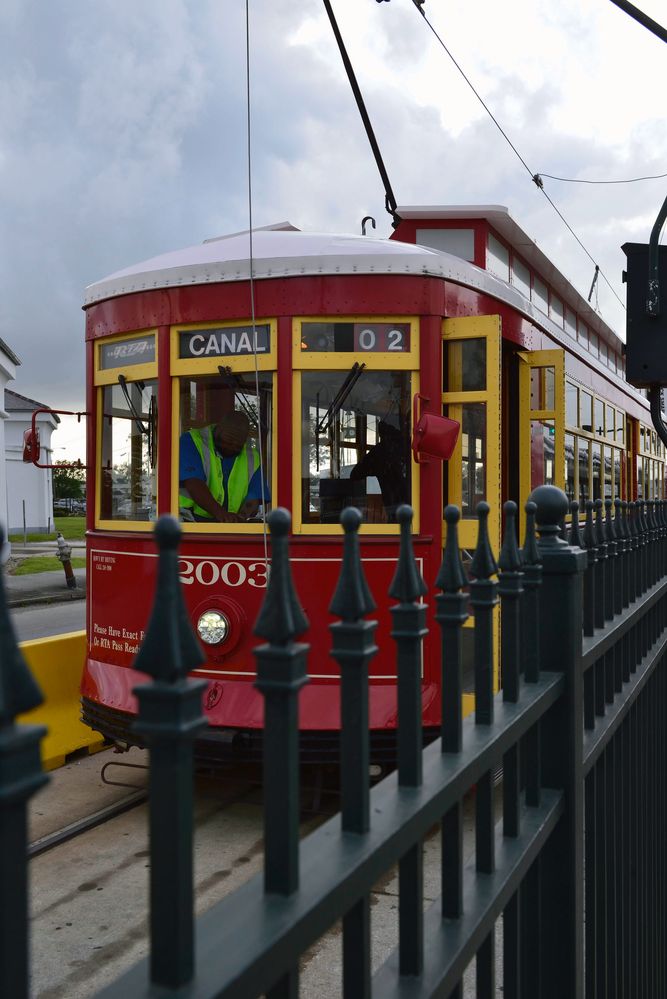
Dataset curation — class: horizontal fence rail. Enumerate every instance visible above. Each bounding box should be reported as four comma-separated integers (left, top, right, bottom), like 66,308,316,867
4,494,667,997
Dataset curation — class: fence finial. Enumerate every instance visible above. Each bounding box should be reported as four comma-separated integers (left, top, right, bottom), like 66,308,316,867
605,498,616,542
436,505,467,591
522,500,540,565
595,498,606,547
569,501,583,547
133,516,204,682
330,507,376,621
499,501,521,572
529,485,569,548
614,498,623,539
470,501,498,579
389,505,427,602
254,508,308,645
584,500,596,549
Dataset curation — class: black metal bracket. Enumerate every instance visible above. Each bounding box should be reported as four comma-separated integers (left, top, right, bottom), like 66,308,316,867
647,193,667,317
649,385,667,450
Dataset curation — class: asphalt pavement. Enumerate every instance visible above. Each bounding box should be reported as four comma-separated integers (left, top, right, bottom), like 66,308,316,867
3,541,86,609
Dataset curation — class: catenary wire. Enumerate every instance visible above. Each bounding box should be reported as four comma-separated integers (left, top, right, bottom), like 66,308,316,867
408,0,626,313
245,0,269,570
538,170,667,185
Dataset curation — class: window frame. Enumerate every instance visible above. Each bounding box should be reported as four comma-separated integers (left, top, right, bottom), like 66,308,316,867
170,319,278,534
94,331,159,532
292,315,420,535
564,377,628,504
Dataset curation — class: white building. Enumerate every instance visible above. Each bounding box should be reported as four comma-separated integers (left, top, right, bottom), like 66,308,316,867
0,340,20,535
4,389,58,535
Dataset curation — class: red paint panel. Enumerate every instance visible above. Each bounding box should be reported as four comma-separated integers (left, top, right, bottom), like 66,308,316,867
82,658,441,731
85,276,446,339
83,534,442,731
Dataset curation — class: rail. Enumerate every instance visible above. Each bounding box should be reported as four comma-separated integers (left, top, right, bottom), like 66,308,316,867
2,487,667,996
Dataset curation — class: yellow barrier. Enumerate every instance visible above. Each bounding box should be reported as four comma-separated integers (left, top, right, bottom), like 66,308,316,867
18,631,104,771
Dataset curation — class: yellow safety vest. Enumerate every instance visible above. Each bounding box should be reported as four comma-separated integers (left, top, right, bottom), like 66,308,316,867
179,426,260,518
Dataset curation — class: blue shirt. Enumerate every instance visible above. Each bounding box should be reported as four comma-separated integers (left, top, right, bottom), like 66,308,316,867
179,432,271,508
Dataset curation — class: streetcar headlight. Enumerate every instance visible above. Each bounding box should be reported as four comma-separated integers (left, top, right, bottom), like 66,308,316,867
196,610,229,646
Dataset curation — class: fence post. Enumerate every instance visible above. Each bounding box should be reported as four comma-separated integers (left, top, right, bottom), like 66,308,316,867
583,501,597,637
254,508,308,896
436,506,468,755
469,501,499,994
498,502,523,994
617,499,630,610
594,499,607,628
521,500,542,685
329,507,378,999
531,485,587,999
435,505,467,999
389,504,428,977
0,525,48,999
132,516,208,989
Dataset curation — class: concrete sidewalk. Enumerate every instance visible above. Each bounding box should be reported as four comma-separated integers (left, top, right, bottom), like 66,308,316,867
3,567,86,609
3,539,86,608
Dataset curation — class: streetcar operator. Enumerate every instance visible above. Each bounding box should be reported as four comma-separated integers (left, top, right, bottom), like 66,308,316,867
179,410,270,523
349,419,409,522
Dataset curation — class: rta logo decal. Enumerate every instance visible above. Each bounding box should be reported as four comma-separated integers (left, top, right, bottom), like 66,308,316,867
205,682,223,710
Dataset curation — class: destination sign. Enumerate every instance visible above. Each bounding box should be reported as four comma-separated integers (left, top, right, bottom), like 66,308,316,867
179,324,270,359
301,322,410,353
99,334,155,369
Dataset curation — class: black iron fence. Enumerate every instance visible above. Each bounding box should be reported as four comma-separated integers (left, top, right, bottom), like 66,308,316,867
3,486,667,997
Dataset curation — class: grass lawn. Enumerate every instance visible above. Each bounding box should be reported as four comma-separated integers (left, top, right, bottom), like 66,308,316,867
9,516,86,543
12,556,86,576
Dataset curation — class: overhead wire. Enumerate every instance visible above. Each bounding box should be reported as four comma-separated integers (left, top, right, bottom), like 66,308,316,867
538,170,667,185
244,0,269,569
407,0,626,313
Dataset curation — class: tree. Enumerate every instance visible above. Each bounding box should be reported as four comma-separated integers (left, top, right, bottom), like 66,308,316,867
53,460,85,500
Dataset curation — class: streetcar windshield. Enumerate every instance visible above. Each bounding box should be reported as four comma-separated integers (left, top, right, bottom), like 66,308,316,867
300,369,411,524
178,372,273,524
100,380,158,521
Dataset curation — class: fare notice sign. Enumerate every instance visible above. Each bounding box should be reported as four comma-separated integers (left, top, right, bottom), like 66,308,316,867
179,324,270,359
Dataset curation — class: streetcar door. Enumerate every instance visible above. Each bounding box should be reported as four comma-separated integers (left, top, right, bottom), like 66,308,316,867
442,315,502,706
442,315,502,554
517,349,565,530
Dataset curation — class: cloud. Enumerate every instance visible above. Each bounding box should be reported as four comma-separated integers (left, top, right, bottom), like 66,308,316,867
0,0,665,428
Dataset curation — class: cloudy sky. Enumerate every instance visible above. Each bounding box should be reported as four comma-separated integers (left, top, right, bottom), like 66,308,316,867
1,0,665,456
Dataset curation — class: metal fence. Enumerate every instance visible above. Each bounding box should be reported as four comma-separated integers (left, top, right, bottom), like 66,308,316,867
3,485,667,998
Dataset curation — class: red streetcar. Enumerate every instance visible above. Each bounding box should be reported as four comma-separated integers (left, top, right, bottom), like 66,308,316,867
77,206,665,762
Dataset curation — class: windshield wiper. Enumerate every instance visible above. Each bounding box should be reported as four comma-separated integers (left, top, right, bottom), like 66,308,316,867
218,366,263,433
118,375,157,468
317,362,366,436
118,375,148,435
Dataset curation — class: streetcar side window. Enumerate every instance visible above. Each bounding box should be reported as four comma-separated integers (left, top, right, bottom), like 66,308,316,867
300,369,411,524
99,380,158,522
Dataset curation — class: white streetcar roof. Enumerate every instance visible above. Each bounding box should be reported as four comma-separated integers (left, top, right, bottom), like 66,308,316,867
84,227,448,306
396,205,623,354
84,209,621,358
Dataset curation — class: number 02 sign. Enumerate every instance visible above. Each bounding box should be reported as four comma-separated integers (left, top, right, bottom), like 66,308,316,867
353,324,410,353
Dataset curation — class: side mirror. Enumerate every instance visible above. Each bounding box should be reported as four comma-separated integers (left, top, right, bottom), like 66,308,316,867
22,428,41,464
412,394,460,463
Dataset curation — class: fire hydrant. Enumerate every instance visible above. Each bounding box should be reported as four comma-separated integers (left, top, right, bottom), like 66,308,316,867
55,532,77,590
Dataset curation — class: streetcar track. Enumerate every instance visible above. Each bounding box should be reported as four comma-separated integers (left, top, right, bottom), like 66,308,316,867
28,790,148,858
29,764,344,862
